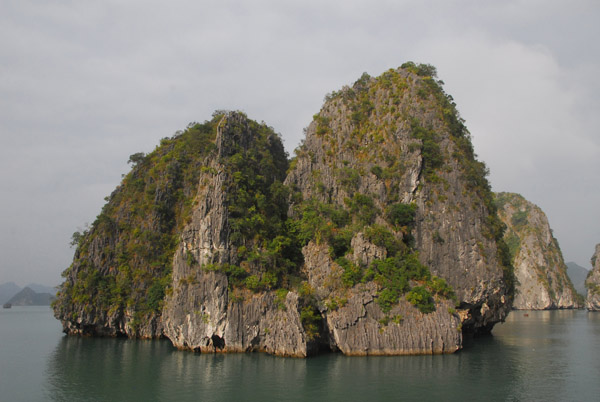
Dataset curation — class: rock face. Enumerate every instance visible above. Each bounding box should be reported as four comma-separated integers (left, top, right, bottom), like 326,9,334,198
53,114,232,338
286,64,512,354
161,113,312,357
301,242,461,355
54,64,514,356
495,192,580,310
585,244,600,311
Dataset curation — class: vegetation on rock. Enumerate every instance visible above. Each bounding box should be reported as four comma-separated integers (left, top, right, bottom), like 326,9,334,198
290,64,512,317
495,192,581,309
585,245,600,310
55,63,515,354
55,117,222,331
205,115,303,291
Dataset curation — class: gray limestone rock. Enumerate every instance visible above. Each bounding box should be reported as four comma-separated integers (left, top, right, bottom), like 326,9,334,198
286,66,512,351
161,112,314,356
496,192,580,310
585,244,600,311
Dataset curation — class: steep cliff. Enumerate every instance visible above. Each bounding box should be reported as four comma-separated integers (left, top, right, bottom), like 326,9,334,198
161,113,314,356
53,116,224,337
54,63,514,356
495,192,580,309
585,244,600,311
286,64,512,354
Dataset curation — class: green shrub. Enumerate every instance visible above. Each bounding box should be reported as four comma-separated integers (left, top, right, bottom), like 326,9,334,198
370,165,383,178
401,62,437,78
511,210,528,228
368,252,435,313
428,276,454,299
386,203,417,228
406,286,435,313
203,263,248,288
338,166,360,191
330,228,353,259
299,281,315,298
298,198,349,246
275,288,289,310
337,257,364,288
245,275,261,291
146,275,170,312
378,315,390,326
364,224,402,257
345,193,378,226
504,232,520,260
300,306,321,340
377,288,400,314
325,298,339,311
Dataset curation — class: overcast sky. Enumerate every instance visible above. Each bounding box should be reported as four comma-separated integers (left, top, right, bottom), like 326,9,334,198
1,0,599,286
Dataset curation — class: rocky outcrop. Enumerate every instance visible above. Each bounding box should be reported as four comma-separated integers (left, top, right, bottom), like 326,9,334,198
286,64,512,354
161,113,314,357
302,242,462,355
54,63,514,356
496,192,580,309
162,270,310,356
585,244,600,311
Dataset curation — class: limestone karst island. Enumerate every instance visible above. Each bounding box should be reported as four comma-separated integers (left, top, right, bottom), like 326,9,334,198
52,62,586,357
585,244,600,310
495,192,582,310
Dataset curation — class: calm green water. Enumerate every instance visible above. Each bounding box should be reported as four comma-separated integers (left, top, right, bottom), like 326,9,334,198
1,307,599,401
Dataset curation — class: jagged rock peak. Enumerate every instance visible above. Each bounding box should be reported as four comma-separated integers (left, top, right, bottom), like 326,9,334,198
585,244,600,311
495,192,581,310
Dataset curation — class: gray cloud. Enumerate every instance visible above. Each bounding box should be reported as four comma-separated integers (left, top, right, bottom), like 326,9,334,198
1,0,599,285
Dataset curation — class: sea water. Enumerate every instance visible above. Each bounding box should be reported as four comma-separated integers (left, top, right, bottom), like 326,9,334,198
1,307,599,401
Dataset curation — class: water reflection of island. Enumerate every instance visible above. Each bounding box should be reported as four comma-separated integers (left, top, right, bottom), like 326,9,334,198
45,330,535,402
46,336,174,401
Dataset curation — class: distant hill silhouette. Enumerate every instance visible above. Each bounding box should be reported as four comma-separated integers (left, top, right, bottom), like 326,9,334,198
0,282,22,304
566,262,589,297
7,287,54,306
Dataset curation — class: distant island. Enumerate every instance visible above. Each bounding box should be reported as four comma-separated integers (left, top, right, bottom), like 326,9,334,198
566,262,589,297
7,287,55,306
0,282,56,306
495,192,582,309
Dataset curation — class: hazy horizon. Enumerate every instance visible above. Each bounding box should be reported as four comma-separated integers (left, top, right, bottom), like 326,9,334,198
1,0,599,286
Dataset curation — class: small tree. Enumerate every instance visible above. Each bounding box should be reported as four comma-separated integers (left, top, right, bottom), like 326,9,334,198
69,231,83,248
406,286,435,313
127,152,146,166
69,223,89,248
